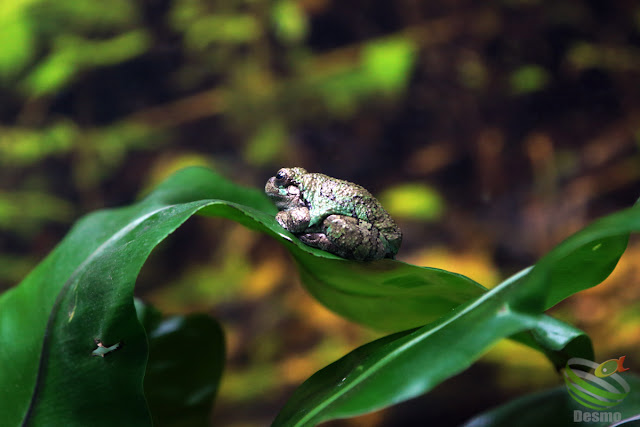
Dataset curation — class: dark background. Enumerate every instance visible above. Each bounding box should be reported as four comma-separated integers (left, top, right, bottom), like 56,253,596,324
1,1,639,425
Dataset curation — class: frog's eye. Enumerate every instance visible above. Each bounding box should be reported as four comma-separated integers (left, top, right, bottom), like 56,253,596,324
275,169,288,181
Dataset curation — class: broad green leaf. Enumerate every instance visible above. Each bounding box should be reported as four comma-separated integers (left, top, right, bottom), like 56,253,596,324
271,269,577,426
136,301,225,427
0,167,485,425
0,199,216,425
291,252,485,331
462,374,640,427
0,166,634,426
539,214,633,310
510,312,594,371
193,170,487,332
0,168,265,426
273,204,638,425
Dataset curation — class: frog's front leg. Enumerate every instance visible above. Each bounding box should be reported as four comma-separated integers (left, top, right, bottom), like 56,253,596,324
299,214,386,261
276,207,311,233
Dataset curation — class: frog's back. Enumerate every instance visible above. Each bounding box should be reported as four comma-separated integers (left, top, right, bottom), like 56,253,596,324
300,173,390,225
297,172,402,257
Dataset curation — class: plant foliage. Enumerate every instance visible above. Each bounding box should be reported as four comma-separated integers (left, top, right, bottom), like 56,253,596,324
0,167,637,426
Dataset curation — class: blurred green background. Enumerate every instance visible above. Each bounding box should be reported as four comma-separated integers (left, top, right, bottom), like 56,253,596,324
1,1,640,425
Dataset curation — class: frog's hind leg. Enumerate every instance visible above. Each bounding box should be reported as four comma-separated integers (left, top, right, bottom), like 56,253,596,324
300,215,386,261
298,232,345,258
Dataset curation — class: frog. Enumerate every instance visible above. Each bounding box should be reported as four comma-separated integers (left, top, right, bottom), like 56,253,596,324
264,167,402,261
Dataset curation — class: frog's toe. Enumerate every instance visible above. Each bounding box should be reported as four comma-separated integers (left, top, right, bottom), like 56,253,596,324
299,233,344,256
299,232,331,248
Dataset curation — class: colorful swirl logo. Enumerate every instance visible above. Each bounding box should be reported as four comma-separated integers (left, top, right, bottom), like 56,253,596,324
564,357,630,410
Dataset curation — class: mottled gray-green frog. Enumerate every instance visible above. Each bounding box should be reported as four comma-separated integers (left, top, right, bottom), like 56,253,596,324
265,167,402,261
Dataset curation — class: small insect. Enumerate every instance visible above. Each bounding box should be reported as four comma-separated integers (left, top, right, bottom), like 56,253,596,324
91,339,122,358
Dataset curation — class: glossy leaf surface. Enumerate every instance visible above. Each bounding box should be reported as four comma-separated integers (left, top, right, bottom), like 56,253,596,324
0,167,487,425
0,167,635,426
273,205,638,426
136,301,225,427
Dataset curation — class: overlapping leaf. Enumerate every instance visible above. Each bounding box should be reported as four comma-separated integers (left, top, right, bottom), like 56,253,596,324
136,300,225,427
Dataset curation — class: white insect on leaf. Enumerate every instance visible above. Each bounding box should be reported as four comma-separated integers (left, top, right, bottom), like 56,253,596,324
91,339,122,357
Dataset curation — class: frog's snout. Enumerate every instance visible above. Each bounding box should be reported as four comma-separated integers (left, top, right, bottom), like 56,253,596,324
265,176,287,205
265,176,277,195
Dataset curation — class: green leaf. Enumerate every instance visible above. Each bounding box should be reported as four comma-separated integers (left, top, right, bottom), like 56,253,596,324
1,166,635,426
270,269,571,426
377,183,444,221
0,190,74,230
273,204,639,425
462,374,640,427
23,31,150,95
0,121,77,167
313,69,371,117
183,14,262,50
509,65,550,95
362,37,416,93
192,171,486,331
245,120,288,166
0,193,217,425
0,167,485,425
0,8,34,81
136,300,225,427
292,253,485,331
272,0,308,43
510,313,594,371
48,0,141,30
494,208,633,314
